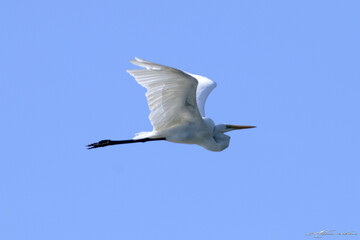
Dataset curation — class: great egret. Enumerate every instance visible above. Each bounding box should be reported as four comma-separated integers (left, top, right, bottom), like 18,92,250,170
88,58,255,151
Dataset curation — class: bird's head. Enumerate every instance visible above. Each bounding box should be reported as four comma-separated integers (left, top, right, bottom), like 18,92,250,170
209,124,255,151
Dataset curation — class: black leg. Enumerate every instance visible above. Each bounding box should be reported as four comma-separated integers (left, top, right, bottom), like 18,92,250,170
87,138,166,149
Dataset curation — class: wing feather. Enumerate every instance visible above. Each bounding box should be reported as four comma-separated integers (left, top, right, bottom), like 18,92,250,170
127,58,202,132
188,74,217,117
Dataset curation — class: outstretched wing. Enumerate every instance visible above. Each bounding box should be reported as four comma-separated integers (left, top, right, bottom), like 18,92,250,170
188,74,217,117
127,58,203,132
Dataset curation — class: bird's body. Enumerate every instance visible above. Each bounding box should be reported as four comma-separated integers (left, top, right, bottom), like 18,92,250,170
88,58,255,152
151,117,225,151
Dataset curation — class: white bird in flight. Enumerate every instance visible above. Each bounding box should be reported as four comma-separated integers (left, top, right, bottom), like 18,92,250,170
88,58,255,152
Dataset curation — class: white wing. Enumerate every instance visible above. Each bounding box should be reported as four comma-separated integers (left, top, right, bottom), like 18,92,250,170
188,74,217,117
127,58,203,132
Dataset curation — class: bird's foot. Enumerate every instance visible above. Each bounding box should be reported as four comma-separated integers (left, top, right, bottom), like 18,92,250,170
87,140,111,149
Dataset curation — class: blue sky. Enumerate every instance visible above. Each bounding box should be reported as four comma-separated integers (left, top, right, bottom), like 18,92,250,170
1,0,359,239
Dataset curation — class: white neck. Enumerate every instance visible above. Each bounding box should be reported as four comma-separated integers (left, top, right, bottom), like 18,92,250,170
200,124,230,152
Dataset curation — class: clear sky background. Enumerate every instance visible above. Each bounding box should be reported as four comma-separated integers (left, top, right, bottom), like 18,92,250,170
1,0,359,240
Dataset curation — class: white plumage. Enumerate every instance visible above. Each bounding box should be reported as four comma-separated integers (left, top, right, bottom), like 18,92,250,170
127,58,204,133
127,58,254,151
88,58,255,152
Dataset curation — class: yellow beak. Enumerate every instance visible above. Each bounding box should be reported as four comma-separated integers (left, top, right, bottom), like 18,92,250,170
227,125,256,130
